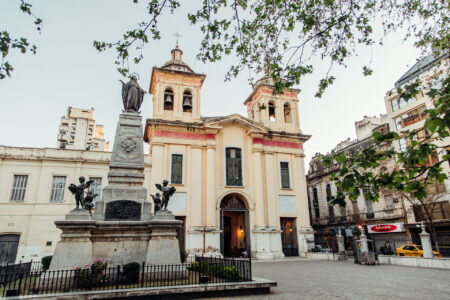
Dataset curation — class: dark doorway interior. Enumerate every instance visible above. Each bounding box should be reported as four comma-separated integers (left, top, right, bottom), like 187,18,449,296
220,194,250,258
0,234,20,264
222,211,247,257
281,218,298,256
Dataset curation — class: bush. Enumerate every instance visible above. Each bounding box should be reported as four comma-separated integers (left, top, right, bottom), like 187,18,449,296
74,259,109,289
41,256,52,271
122,262,140,284
188,260,241,281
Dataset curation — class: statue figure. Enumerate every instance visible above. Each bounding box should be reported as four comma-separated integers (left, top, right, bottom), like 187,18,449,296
83,191,98,216
150,192,162,214
68,176,94,210
119,76,145,113
155,180,176,211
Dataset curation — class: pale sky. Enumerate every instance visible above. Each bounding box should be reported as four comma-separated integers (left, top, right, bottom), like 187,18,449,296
0,1,422,170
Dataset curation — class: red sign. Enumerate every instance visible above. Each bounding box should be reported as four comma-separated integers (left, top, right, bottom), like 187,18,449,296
368,223,404,233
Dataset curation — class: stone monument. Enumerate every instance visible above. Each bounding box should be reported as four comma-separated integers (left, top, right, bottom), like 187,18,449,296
49,77,181,270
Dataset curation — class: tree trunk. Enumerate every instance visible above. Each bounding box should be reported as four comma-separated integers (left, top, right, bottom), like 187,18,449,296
423,205,440,252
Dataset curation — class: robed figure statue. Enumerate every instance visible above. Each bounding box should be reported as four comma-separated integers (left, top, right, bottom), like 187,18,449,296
119,76,145,113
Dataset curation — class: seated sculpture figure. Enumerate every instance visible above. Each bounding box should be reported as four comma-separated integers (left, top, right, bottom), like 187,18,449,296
155,180,176,211
68,176,94,209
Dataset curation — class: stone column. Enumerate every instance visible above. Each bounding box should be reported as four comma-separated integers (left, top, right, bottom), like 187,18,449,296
358,227,369,252
264,152,278,227
337,230,345,253
293,153,314,255
190,146,203,227
252,149,265,227
206,145,216,227
419,223,433,258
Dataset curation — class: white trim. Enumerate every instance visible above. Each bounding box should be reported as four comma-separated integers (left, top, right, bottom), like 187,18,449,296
169,152,185,185
223,146,245,187
279,160,292,189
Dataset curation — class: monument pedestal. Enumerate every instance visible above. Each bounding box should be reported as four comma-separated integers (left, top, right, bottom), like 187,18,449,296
49,220,96,271
146,211,182,265
51,91,181,270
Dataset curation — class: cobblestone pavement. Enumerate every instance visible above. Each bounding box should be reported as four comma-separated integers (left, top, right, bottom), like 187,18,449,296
209,258,450,300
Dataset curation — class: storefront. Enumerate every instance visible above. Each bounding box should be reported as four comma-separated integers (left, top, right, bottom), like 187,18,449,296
367,223,408,254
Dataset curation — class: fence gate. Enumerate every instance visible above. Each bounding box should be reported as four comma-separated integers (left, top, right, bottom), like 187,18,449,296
0,235,19,265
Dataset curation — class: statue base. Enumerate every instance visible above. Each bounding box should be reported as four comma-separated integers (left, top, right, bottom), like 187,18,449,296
146,211,181,265
49,215,182,270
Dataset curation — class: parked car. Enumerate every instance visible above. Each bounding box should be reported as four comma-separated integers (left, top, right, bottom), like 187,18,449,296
396,245,442,258
311,245,333,253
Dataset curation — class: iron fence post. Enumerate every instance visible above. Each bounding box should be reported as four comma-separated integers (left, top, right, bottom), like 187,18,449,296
141,261,145,288
116,265,120,290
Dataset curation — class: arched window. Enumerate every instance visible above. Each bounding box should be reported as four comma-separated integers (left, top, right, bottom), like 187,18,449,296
250,109,254,120
268,101,276,122
326,184,335,220
284,103,292,123
164,88,174,111
182,90,192,113
326,184,332,202
313,187,319,218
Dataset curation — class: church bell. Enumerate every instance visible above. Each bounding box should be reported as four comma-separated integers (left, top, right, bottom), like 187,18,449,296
182,96,192,109
164,94,173,104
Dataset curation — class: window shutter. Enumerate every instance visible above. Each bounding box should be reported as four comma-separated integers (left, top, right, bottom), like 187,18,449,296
171,154,183,184
280,162,290,188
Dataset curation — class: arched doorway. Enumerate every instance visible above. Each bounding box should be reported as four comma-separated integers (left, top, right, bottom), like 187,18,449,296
220,193,250,258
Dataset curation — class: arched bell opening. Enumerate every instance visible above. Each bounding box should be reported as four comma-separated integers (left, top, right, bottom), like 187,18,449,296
284,102,292,123
164,88,174,111
182,90,192,113
219,193,251,258
268,101,276,122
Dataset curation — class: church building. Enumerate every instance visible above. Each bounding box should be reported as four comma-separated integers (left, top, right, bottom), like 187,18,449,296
144,46,313,259
0,46,313,263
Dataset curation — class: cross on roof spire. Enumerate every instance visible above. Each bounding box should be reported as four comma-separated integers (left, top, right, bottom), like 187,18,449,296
173,32,182,47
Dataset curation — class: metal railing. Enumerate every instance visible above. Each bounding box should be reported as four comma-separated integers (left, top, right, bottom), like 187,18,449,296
1,256,252,297
0,261,42,285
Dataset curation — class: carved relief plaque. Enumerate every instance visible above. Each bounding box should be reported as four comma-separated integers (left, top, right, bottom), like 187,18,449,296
105,200,142,221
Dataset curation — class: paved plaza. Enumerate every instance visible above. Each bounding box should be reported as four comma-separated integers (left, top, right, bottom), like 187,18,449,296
219,258,450,300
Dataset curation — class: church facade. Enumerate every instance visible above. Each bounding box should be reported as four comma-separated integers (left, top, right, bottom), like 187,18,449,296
0,47,313,263
145,47,313,259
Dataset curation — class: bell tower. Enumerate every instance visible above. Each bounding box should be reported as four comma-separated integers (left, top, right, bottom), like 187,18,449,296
244,68,301,134
149,46,206,123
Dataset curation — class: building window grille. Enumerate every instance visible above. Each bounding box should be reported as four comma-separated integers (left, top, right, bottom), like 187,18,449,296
164,89,174,111
10,175,28,202
50,176,66,203
88,177,102,202
171,154,183,184
280,162,290,188
226,148,242,186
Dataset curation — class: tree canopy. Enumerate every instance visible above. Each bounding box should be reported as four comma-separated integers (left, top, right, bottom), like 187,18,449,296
2,0,449,97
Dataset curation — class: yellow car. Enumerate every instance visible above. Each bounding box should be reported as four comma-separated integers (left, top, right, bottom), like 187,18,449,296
396,245,442,258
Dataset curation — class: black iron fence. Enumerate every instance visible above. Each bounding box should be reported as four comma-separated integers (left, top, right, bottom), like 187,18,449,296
0,261,42,285
1,256,252,297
